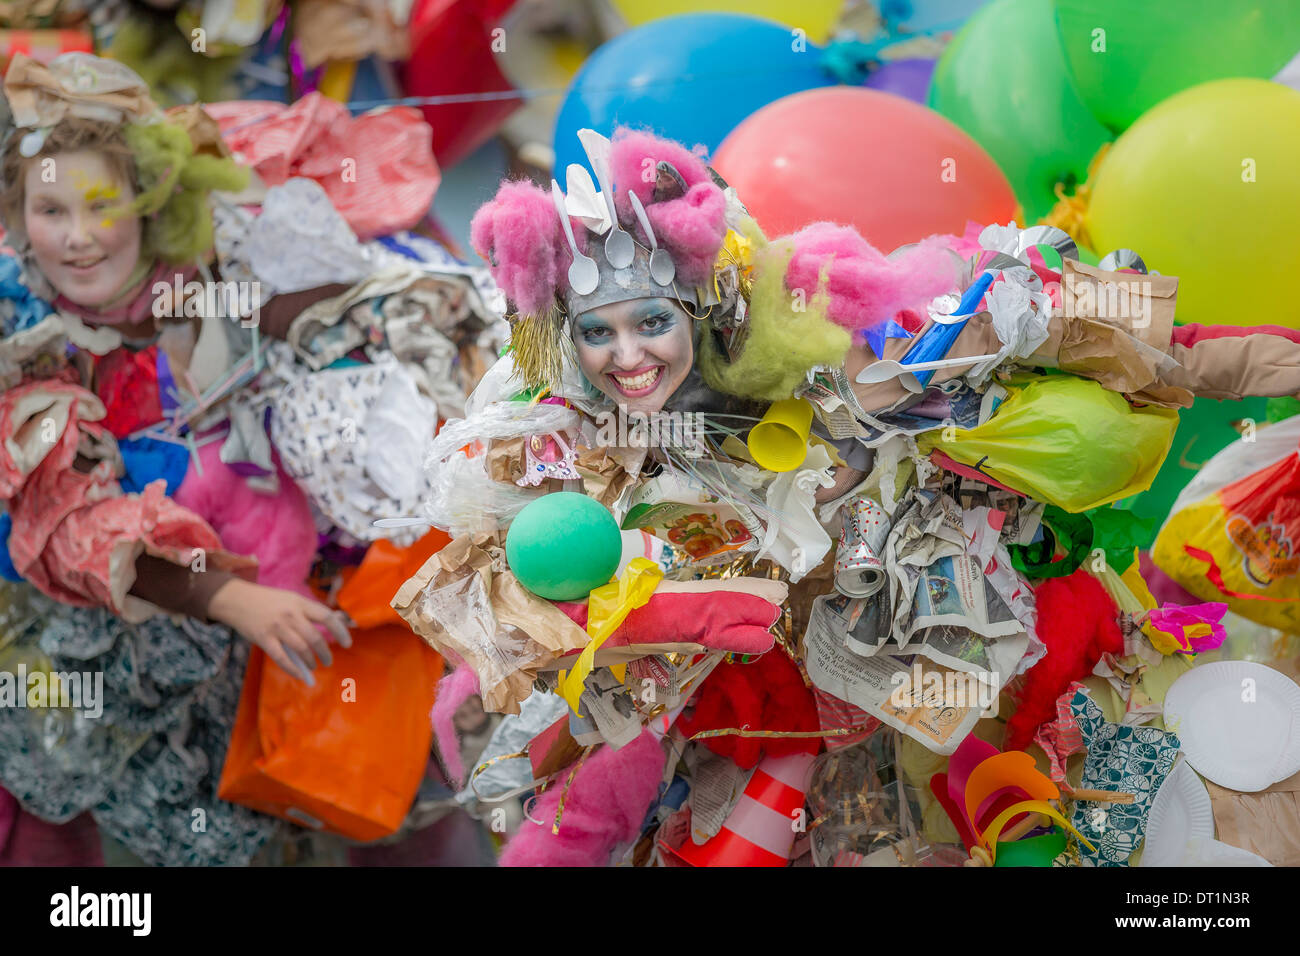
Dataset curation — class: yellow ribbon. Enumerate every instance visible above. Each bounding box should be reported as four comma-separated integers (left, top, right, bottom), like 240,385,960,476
557,557,663,714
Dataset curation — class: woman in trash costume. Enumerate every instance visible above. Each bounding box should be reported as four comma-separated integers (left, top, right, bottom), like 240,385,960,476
403,126,1300,867
0,53,502,865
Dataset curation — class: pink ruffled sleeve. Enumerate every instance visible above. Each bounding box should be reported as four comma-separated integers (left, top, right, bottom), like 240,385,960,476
1,379,256,621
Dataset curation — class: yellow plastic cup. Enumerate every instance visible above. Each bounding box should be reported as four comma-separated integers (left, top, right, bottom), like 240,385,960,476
747,398,813,472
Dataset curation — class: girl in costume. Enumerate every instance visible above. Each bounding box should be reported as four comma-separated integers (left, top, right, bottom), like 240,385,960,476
402,126,1300,867
0,52,501,865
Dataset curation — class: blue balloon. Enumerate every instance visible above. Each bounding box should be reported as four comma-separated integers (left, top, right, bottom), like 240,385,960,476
553,13,831,175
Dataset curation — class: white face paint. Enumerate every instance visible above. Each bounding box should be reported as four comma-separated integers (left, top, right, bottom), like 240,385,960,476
573,296,694,415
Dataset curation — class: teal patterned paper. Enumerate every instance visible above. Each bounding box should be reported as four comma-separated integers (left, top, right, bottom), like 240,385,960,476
1069,689,1181,867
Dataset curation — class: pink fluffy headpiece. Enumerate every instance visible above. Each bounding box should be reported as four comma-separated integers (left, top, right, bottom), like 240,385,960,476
470,127,726,320
470,127,960,393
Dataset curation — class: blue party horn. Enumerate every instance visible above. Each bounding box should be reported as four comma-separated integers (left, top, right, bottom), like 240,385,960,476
898,270,996,388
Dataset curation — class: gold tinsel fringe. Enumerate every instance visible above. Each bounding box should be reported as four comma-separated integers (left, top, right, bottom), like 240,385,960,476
1040,141,1111,252
508,309,567,393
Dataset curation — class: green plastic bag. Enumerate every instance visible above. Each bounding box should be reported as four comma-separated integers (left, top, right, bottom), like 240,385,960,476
1008,504,1157,578
919,374,1179,513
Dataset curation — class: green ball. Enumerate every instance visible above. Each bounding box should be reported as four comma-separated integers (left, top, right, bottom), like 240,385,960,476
505,492,622,601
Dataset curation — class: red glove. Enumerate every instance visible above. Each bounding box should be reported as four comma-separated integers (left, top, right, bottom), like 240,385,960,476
554,578,784,660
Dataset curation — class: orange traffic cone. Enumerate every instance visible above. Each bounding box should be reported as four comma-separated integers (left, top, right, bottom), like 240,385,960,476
670,752,815,867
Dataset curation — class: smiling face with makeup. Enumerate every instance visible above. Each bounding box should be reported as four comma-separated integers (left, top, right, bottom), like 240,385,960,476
23,150,142,308
573,296,694,415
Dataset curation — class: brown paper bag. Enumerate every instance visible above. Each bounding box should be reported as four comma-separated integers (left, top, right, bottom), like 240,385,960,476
1054,260,1189,406
293,0,409,69
486,437,527,484
575,445,637,510
392,532,589,714
165,103,234,159
1205,768,1300,867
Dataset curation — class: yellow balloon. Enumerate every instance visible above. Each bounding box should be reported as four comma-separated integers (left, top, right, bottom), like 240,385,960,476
612,0,842,44
1087,78,1300,328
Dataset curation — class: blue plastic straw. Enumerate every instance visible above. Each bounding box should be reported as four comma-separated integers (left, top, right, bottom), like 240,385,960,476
899,270,995,388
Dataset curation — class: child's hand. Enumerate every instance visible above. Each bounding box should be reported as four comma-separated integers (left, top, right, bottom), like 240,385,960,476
209,578,352,685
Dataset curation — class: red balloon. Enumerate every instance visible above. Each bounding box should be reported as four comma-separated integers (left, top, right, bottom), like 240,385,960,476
402,0,521,168
713,87,1017,250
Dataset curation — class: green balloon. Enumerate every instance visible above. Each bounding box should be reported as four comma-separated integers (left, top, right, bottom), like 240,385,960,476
505,492,623,601
929,0,1111,223
1113,395,1267,544
1053,0,1300,133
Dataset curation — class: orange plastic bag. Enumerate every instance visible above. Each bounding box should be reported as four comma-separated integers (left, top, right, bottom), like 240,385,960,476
337,527,452,629
218,623,443,841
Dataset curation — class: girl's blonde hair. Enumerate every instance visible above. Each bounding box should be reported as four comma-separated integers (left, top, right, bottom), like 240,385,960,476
1,113,248,266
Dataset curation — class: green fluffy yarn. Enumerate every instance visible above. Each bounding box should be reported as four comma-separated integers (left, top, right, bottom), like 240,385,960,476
698,230,851,402
122,122,248,264
108,16,236,105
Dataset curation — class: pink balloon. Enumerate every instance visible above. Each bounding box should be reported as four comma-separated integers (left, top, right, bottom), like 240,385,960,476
714,86,1017,250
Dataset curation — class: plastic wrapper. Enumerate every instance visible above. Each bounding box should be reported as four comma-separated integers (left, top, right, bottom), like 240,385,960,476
1163,414,1300,520
416,571,538,709
919,373,1179,512
422,400,582,535
1152,414,1300,632
805,730,944,867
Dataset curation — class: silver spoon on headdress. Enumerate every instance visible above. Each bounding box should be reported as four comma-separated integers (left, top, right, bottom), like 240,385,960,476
577,130,635,269
627,190,675,287
551,179,599,296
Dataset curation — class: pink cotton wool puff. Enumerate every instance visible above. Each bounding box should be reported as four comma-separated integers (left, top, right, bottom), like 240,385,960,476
430,666,481,789
499,729,667,867
782,223,959,332
610,129,726,289
469,180,572,316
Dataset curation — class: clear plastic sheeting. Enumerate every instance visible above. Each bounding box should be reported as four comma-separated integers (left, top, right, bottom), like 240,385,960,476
422,400,582,534
413,570,541,704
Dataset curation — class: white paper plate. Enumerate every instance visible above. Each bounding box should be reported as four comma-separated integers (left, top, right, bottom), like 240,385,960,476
1164,661,1300,792
1139,759,1214,867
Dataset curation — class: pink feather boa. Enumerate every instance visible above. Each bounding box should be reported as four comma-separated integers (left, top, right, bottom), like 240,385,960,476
610,130,726,288
782,222,959,331
430,666,481,789
499,729,666,867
